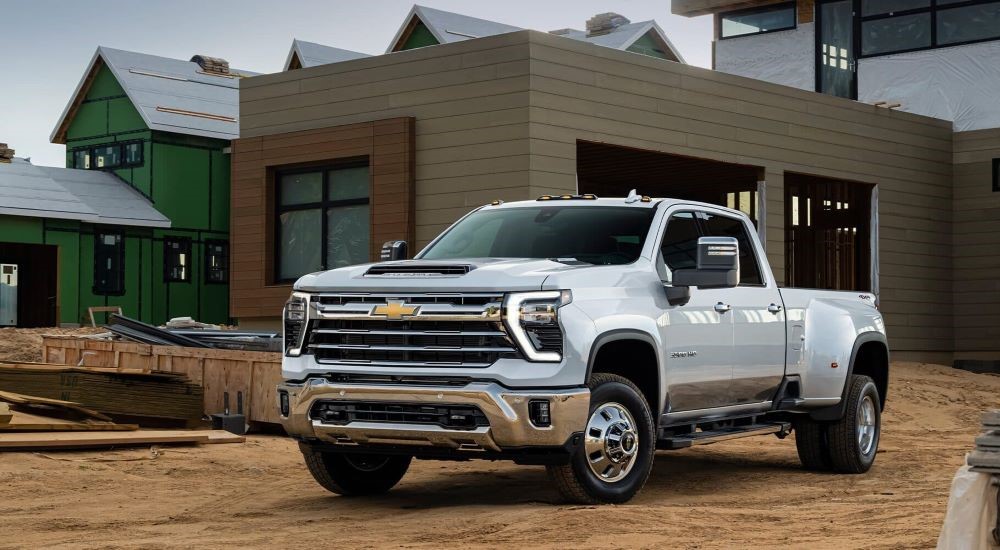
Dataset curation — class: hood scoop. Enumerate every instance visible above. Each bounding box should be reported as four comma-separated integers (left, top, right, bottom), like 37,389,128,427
364,263,474,277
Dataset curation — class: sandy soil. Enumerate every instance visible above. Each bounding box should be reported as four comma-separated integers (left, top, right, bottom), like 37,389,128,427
0,361,997,549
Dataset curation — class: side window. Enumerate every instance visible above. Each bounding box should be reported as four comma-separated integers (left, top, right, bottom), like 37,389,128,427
701,213,764,286
164,237,192,283
204,240,229,284
659,212,701,276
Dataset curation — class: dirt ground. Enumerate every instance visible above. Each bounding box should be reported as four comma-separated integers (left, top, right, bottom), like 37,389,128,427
0,327,102,363
0,360,997,549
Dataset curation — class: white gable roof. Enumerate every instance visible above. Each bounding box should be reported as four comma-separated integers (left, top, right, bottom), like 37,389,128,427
388,5,523,52
552,21,686,63
284,39,371,70
0,159,170,228
51,47,259,144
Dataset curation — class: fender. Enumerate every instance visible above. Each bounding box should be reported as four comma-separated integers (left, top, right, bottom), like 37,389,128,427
808,331,888,422
585,329,663,413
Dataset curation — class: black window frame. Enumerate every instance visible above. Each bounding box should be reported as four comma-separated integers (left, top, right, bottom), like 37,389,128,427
719,1,798,40
69,140,144,171
857,0,1000,58
204,239,229,284
163,236,193,283
93,231,126,296
993,158,999,192
273,159,371,284
656,209,767,287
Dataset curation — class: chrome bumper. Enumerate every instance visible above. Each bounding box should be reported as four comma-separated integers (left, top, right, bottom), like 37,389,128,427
278,379,590,452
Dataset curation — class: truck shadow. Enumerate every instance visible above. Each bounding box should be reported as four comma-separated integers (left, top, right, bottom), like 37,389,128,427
295,449,805,510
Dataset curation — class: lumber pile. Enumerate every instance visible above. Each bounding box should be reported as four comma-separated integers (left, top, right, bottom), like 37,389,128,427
0,362,203,425
968,409,1000,473
0,389,243,451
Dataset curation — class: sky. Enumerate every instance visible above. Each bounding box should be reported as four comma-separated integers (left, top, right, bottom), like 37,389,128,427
1,0,712,168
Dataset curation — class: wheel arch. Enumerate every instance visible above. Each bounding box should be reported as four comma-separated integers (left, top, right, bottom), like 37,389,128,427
810,331,889,421
586,330,662,414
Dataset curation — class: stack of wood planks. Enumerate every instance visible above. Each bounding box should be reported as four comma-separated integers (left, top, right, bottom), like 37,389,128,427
0,389,244,451
0,362,204,425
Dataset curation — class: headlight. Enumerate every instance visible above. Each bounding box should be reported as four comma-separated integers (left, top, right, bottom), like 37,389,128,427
503,290,571,362
283,292,311,356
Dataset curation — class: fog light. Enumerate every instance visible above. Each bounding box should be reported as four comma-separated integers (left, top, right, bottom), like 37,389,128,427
279,391,290,417
529,400,551,427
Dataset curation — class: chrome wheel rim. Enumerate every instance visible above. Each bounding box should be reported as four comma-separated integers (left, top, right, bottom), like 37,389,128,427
857,395,877,456
584,402,639,483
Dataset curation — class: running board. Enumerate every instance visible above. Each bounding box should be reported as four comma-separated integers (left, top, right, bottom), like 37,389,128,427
658,422,791,450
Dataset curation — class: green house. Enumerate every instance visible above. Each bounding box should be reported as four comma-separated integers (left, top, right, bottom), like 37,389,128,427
12,47,252,327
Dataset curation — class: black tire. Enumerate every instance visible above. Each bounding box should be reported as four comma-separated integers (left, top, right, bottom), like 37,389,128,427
299,443,411,496
826,374,881,473
546,373,656,504
793,416,833,471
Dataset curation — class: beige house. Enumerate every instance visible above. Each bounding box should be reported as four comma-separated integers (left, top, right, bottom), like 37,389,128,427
230,19,999,365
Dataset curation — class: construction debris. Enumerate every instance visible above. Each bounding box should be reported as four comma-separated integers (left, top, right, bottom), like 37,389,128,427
968,409,1000,473
105,313,281,352
0,363,203,425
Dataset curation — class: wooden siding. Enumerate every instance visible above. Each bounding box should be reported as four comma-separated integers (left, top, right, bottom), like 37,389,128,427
237,31,957,354
952,129,1000,356
239,34,534,249
522,31,954,354
229,118,415,319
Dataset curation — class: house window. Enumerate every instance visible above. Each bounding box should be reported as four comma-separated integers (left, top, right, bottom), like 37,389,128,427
70,141,143,171
860,0,1000,56
720,2,796,39
164,237,192,282
73,149,90,169
275,162,370,282
93,232,125,295
204,240,229,284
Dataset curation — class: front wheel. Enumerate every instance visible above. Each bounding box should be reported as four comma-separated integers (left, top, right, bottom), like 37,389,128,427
547,373,656,504
299,443,411,496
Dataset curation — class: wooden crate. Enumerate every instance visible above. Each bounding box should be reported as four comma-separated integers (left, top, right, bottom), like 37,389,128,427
41,336,284,426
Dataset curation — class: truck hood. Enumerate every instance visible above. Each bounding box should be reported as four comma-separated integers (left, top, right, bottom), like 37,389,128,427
293,258,587,293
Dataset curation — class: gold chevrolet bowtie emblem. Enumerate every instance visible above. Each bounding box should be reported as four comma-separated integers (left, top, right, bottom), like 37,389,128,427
372,300,419,320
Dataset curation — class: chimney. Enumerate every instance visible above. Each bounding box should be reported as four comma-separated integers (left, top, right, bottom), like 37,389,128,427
0,143,13,164
586,12,631,36
190,55,230,75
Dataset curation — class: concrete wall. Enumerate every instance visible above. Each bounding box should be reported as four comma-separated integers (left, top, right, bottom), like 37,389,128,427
715,24,815,92
952,129,1000,358
237,31,958,357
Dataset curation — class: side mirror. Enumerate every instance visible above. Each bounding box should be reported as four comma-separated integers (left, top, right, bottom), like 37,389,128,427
380,240,408,261
672,236,740,289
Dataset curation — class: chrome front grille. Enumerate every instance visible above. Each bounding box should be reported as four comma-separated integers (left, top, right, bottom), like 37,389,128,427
303,293,518,368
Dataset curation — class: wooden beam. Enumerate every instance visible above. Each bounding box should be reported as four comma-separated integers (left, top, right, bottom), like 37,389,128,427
0,429,243,451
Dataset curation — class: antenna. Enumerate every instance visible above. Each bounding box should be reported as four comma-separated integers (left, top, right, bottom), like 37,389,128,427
625,189,641,204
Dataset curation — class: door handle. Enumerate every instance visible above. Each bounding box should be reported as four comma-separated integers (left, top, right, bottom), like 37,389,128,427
768,303,783,314
714,302,731,314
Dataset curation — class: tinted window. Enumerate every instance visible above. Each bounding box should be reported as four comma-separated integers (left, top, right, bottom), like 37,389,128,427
164,237,192,283
701,213,764,285
937,2,1000,45
721,4,796,38
204,240,228,284
421,206,655,265
862,0,928,16
660,212,701,271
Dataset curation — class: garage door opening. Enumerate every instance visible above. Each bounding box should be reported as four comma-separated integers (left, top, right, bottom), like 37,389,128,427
576,141,763,223
785,173,874,292
0,242,58,327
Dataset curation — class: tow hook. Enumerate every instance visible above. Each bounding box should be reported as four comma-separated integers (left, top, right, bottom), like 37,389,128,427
775,424,793,440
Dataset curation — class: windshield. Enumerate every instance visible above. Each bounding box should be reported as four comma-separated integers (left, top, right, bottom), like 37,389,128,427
419,206,656,265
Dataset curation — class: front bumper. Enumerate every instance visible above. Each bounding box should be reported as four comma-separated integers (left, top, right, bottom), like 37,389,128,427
278,379,590,453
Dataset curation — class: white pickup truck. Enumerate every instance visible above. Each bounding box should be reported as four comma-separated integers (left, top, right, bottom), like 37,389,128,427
278,193,889,504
